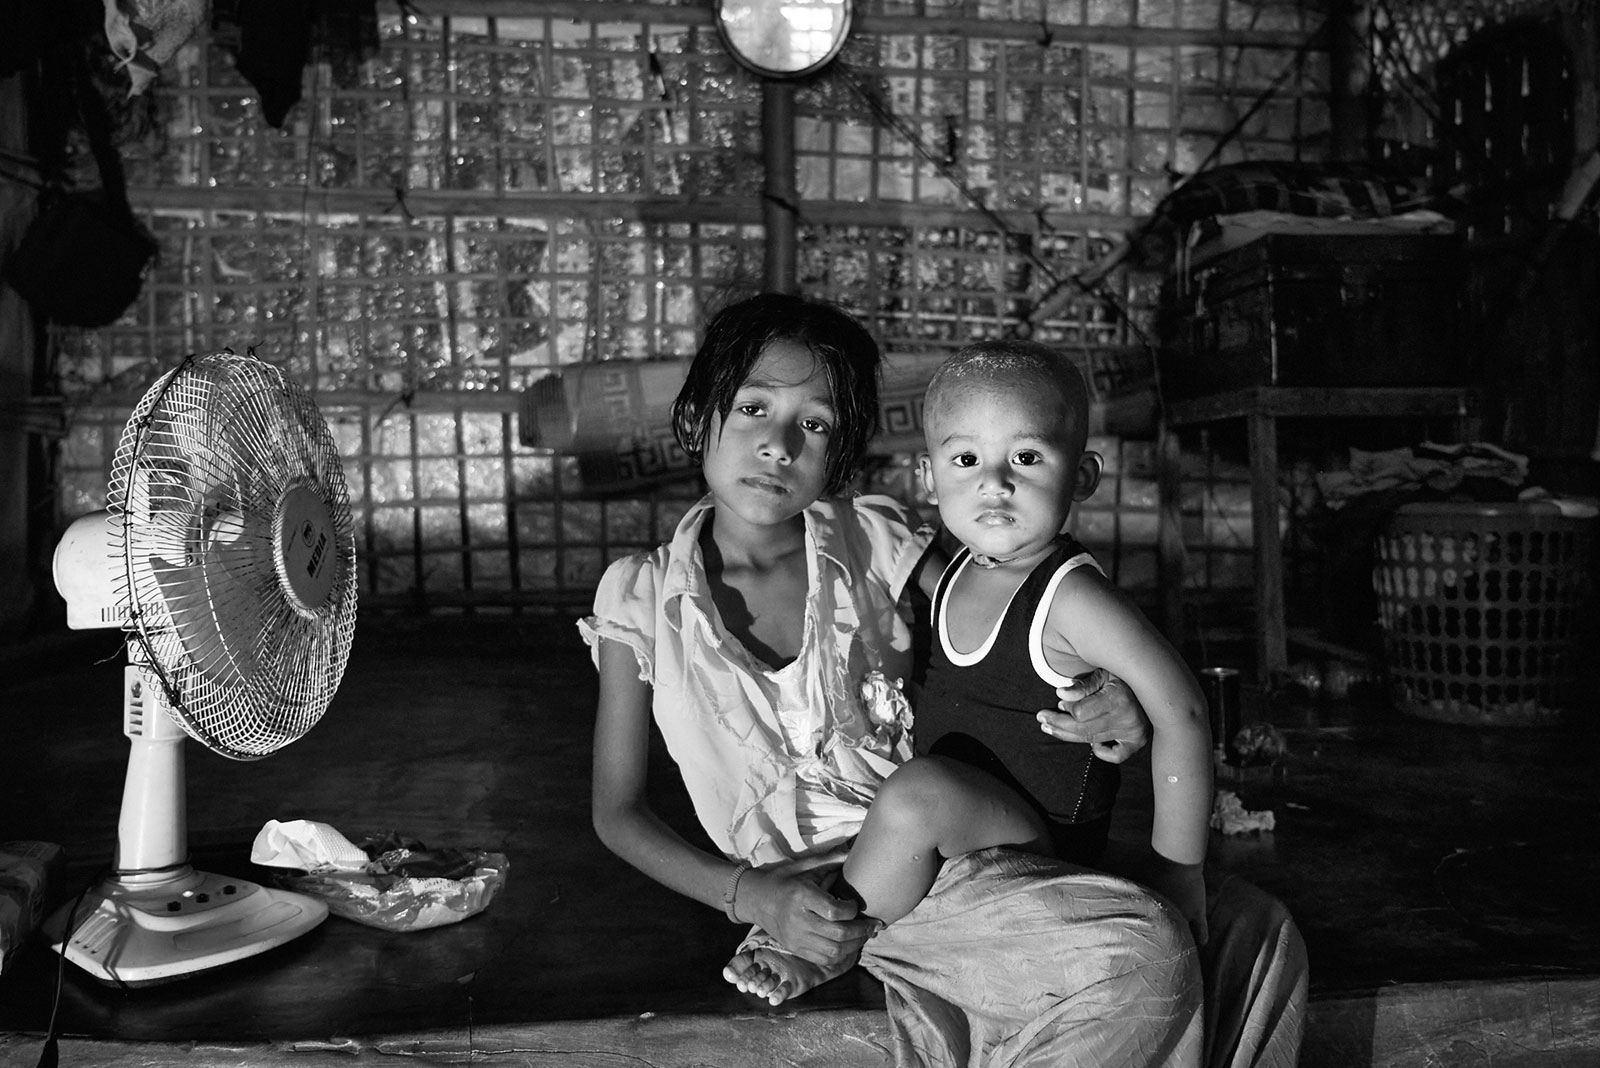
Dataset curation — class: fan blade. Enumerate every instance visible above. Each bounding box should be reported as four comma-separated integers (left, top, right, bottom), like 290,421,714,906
110,351,357,760
149,555,264,687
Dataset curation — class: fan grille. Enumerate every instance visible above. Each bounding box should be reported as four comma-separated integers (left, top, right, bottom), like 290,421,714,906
108,351,357,760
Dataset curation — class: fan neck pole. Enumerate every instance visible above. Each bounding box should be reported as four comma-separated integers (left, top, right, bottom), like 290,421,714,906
115,665,188,873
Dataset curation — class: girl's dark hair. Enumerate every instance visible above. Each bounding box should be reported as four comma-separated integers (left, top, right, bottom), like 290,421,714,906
671,293,882,496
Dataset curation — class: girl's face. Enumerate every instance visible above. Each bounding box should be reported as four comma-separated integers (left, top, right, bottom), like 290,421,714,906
702,339,836,536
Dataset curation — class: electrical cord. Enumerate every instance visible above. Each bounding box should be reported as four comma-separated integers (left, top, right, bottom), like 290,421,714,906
35,869,107,1068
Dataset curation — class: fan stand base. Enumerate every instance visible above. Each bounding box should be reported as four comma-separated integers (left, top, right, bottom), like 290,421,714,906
47,866,329,987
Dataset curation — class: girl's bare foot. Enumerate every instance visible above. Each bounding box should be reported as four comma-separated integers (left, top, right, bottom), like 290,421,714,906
722,934,858,1006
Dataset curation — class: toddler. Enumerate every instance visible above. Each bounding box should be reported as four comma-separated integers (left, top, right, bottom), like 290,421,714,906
839,338,1213,940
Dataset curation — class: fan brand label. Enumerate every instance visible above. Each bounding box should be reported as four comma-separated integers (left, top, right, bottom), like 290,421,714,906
278,483,338,611
305,531,327,578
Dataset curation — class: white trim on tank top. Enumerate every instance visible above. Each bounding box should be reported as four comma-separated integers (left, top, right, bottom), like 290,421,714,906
937,547,1102,686
1027,552,1101,686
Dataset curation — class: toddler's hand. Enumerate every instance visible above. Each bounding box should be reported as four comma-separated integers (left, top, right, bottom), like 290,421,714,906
1038,671,1151,764
1131,850,1208,949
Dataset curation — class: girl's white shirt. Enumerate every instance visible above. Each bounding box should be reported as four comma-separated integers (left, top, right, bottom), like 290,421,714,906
580,493,932,866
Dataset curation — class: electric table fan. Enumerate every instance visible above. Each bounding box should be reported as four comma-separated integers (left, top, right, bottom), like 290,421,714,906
49,349,358,984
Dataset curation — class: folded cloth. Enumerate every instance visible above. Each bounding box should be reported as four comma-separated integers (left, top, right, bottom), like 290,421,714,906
1316,442,1529,509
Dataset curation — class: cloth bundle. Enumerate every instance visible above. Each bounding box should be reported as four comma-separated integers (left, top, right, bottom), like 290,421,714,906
1316,442,1529,510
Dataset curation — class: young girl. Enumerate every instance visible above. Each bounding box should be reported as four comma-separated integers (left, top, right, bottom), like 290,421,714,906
581,293,1302,1067
585,292,926,991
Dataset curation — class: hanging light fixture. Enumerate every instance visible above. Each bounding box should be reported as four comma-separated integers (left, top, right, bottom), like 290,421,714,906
714,0,853,80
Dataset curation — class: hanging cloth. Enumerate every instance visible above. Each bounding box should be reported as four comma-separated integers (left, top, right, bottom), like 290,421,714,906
4,47,157,328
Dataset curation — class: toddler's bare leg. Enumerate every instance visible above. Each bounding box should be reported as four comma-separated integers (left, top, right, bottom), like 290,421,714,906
842,756,1051,925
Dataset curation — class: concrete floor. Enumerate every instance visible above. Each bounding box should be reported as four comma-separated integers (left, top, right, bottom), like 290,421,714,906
1,612,1597,1066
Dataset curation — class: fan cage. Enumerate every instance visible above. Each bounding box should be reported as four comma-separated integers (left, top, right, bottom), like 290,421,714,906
107,350,358,760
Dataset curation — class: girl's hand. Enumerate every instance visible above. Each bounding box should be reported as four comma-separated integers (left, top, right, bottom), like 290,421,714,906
738,853,877,967
1037,670,1151,764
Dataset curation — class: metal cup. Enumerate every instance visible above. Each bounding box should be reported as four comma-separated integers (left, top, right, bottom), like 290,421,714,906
1200,666,1241,757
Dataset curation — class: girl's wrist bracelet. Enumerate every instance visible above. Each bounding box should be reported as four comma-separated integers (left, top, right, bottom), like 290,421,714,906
723,861,752,923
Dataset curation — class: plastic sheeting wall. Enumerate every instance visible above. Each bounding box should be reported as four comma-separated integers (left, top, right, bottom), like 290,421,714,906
52,0,1338,609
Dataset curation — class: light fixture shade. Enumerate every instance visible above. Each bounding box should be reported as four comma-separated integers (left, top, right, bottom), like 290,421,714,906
715,0,853,80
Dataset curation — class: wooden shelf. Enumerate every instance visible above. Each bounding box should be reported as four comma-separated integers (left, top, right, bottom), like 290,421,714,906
1158,386,1478,686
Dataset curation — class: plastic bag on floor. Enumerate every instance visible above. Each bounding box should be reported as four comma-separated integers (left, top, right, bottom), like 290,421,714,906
251,819,508,932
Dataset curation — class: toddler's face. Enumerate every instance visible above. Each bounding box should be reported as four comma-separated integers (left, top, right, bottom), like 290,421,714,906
919,381,1096,568
701,339,835,532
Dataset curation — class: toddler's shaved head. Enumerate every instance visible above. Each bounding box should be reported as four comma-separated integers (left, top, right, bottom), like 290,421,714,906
924,339,1092,456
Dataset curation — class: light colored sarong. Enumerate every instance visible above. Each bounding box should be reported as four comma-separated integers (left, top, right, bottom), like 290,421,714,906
862,848,1204,1068
1199,873,1307,1068
856,849,1307,1068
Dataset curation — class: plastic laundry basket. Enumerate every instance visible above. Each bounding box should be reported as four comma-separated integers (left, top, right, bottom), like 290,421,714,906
1372,501,1596,726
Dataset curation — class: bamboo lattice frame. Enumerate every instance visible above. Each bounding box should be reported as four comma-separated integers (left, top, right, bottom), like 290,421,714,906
57,0,1336,606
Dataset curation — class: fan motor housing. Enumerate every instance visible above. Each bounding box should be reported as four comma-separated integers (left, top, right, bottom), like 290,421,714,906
54,511,128,630
274,482,339,616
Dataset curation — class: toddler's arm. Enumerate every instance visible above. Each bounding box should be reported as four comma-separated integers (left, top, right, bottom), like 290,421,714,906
1044,573,1212,942
590,638,874,967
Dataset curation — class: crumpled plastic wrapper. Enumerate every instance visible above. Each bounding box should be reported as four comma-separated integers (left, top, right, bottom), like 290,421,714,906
1210,790,1276,836
251,819,508,932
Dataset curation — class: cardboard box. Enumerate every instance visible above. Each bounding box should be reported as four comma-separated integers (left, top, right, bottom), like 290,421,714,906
0,841,66,976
